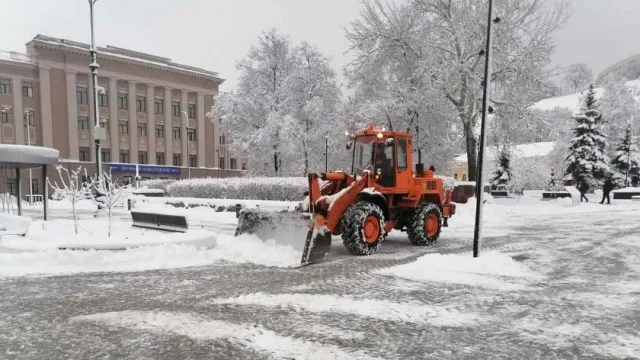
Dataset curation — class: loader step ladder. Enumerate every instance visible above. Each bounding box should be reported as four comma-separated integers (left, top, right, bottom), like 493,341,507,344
131,210,189,232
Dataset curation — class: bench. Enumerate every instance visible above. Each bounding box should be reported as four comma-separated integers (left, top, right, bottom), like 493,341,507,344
0,213,31,239
130,210,189,233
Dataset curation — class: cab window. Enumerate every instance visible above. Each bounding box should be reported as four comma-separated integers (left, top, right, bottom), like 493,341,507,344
397,138,408,170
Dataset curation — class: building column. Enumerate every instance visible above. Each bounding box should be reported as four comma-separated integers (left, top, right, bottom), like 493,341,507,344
128,81,138,163
180,90,189,167
213,105,221,169
11,76,25,145
65,71,79,160
38,66,54,148
164,87,173,166
108,78,119,162
146,84,156,164
196,92,206,168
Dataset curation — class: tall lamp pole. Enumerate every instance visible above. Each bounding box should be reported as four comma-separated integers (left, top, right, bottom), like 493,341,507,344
88,0,104,184
24,111,33,204
180,111,191,179
473,0,499,258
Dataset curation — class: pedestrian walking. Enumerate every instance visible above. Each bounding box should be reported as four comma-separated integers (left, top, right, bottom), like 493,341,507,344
579,180,589,203
600,177,614,205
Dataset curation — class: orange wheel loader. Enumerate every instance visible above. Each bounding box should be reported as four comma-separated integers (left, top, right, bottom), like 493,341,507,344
235,124,456,266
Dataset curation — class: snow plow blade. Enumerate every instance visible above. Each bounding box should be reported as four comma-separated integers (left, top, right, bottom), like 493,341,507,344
235,209,331,266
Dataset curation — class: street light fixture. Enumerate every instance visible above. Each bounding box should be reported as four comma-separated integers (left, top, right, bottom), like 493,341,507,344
180,110,191,179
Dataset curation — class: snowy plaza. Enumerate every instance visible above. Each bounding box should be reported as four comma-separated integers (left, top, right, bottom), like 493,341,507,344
1,192,640,359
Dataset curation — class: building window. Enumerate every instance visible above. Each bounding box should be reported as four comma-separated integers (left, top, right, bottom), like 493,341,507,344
454,174,458,181
0,78,11,94
187,128,196,141
172,101,180,117
242,160,247,170
120,151,130,163
155,125,164,138
24,110,35,127
76,87,88,104
118,93,128,110
79,147,91,162
462,174,467,181
156,152,165,165
6,179,17,196
138,151,148,164
78,116,90,131
137,124,147,136
172,127,180,139
1,108,12,123
397,138,408,170
188,104,196,119
230,158,237,170
219,157,226,170
119,122,129,134
172,154,181,166
101,150,110,163
220,135,226,145
100,118,108,132
97,91,108,107
31,179,39,195
154,99,163,114
189,155,197,167
136,96,146,112
22,82,34,98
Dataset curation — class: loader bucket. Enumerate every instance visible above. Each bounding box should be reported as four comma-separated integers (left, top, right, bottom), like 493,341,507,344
235,209,332,266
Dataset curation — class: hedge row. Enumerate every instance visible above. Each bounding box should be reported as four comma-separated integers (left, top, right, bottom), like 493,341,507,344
138,179,174,193
164,177,308,201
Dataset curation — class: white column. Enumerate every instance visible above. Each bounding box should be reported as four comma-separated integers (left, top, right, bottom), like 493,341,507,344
146,84,156,164
180,90,189,167
128,81,138,163
11,76,25,145
108,78,119,162
38,67,53,148
164,87,173,165
65,71,79,160
197,92,206,168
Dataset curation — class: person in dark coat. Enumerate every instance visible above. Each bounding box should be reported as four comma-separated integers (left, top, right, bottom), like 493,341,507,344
579,180,589,203
600,177,614,204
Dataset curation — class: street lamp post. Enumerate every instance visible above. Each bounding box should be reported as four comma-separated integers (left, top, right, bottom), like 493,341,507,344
473,0,499,258
24,111,33,204
88,0,104,184
180,110,191,179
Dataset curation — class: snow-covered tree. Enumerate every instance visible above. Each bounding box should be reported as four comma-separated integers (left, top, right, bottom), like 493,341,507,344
565,85,610,186
599,79,640,144
610,124,640,188
212,29,341,176
88,171,128,237
562,63,594,94
490,145,513,189
345,0,571,181
47,165,86,234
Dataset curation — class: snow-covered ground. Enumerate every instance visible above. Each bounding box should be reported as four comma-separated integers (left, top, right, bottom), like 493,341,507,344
1,193,639,358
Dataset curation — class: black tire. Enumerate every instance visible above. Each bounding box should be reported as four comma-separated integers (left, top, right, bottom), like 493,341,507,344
407,202,442,246
340,201,385,255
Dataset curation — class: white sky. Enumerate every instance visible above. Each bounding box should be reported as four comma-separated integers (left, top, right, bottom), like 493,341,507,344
1,0,639,92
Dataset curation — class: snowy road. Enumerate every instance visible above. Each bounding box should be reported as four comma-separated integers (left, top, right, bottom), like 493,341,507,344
1,199,640,359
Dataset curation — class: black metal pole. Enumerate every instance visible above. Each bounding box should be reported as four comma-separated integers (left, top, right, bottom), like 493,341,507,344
473,0,495,258
88,0,102,184
16,167,22,216
624,127,632,186
325,137,328,172
43,165,48,221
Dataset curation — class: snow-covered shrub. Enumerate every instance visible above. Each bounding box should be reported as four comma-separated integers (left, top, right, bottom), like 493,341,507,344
139,179,174,193
166,177,308,201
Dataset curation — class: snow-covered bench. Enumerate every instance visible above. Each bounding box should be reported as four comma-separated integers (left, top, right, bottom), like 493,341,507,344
632,196,640,202
0,213,32,238
130,209,188,233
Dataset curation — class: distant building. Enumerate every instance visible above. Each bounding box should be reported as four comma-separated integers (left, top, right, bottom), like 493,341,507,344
1,35,245,195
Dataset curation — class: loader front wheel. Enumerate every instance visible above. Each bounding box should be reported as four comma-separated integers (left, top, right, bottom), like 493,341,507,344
341,202,385,256
407,203,442,246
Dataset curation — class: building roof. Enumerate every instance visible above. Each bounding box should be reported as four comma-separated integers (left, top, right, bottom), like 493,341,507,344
29,35,224,83
454,141,556,163
0,50,36,67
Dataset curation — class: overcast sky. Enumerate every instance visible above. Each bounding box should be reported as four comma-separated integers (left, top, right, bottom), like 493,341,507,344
1,0,639,92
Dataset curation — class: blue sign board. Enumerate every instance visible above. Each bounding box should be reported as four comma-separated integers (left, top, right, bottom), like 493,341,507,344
109,164,181,175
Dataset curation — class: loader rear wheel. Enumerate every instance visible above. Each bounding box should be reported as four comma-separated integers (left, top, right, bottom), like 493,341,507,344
341,202,385,255
407,203,442,246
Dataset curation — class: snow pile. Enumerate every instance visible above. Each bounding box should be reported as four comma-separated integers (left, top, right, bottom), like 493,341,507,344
212,293,481,327
166,177,308,201
72,311,380,360
375,250,540,290
530,88,605,113
138,179,174,192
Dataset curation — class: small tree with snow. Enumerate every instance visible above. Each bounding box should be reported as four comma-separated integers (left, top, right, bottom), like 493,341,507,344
610,124,640,188
47,165,86,234
88,171,128,237
491,145,513,190
565,85,609,186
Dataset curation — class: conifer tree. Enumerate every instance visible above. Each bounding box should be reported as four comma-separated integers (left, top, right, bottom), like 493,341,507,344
610,124,640,188
491,145,513,189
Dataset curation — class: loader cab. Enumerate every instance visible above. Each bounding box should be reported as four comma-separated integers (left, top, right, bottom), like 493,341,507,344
351,130,412,190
